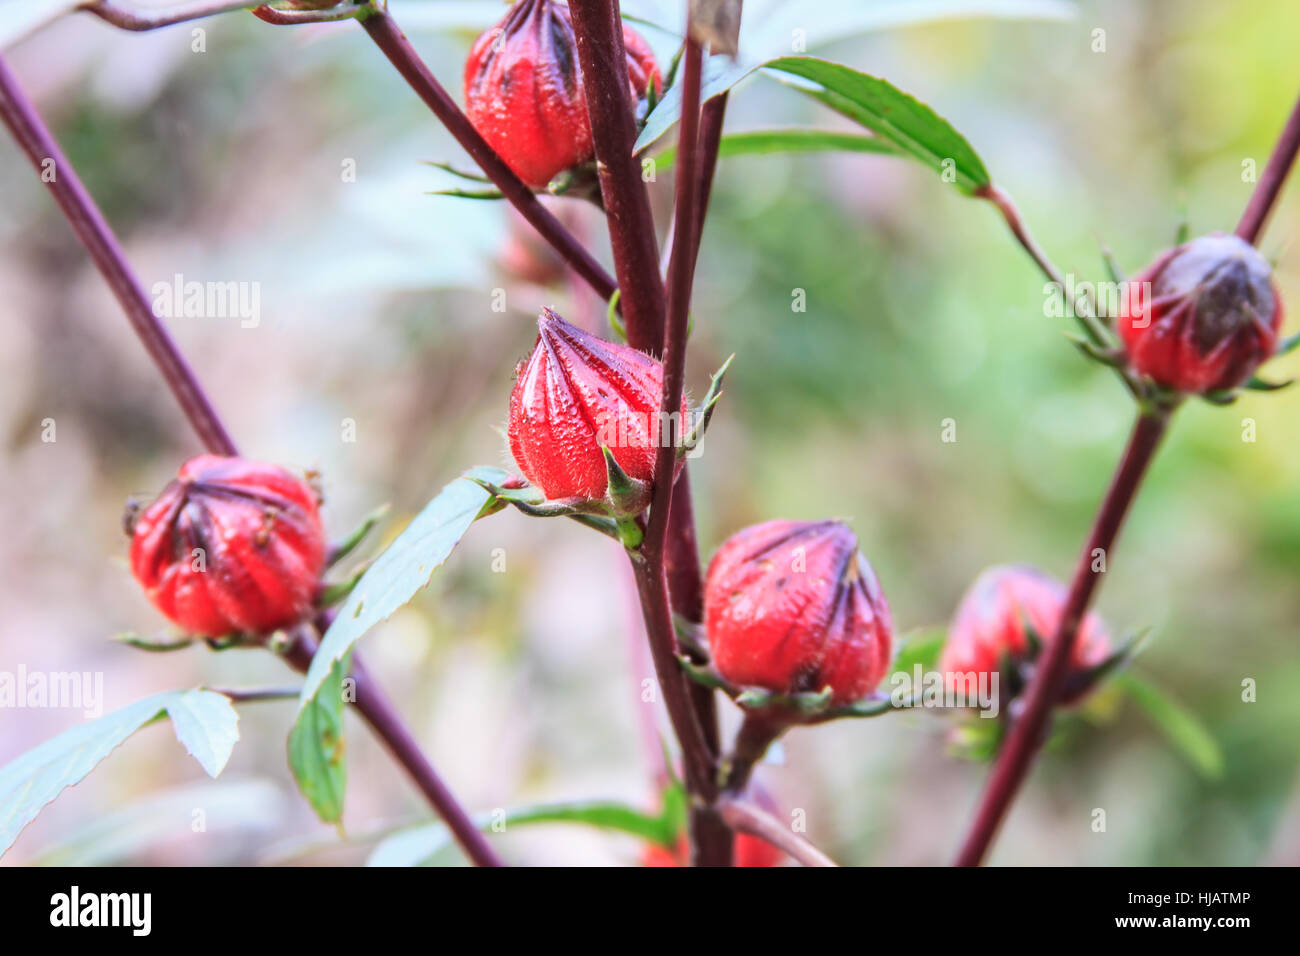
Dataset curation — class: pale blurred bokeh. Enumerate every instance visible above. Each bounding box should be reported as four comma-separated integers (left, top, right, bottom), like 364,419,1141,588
1,0,1298,866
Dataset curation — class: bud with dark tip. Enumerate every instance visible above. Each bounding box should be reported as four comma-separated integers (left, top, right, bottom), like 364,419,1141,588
508,308,685,513
704,520,894,708
1117,233,1283,393
128,455,326,639
939,565,1110,706
464,0,661,191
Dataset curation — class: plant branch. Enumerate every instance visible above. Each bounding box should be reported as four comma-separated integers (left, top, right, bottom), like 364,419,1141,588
568,0,666,353
251,2,367,25
279,631,504,867
358,8,618,302
0,54,237,457
0,54,500,867
717,795,838,867
954,409,1171,866
80,0,259,29
1236,85,1300,245
978,184,1109,347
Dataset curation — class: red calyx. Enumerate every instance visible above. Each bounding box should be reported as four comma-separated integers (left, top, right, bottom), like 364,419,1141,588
704,520,895,706
938,564,1110,703
508,308,686,505
128,454,326,639
463,0,661,190
1117,233,1283,393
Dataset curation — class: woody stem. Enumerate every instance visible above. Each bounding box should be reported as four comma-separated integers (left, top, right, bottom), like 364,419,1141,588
954,409,1171,866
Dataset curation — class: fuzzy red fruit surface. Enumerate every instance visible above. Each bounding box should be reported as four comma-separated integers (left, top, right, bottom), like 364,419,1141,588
705,520,894,705
939,565,1110,692
129,455,326,639
508,308,685,502
1117,233,1283,393
464,0,661,190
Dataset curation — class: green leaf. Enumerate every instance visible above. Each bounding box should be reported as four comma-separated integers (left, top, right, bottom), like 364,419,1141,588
891,627,947,674
288,653,351,824
633,0,1074,152
1115,672,1224,779
0,690,239,857
367,799,678,867
296,467,506,708
654,128,896,171
765,57,991,194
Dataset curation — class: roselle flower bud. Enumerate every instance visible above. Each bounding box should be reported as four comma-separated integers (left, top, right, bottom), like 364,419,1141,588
704,520,894,706
129,455,326,639
464,0,661,190
508,308,685,509
1117,233,1283,393
939,565,1110,704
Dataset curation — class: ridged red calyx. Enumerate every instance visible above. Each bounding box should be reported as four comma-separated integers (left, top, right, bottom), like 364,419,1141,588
508,308,686,510
129,454,326,639
939,565,1110,703
704,520,894,707
1117,233,1283,393
464,0,661,190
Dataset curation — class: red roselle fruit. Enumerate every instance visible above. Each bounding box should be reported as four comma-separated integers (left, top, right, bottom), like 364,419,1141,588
938,565,1111,704
128,455,326,639
705,520,894,707
1117,233,1283,393
464,0,661,190
508,308,686,509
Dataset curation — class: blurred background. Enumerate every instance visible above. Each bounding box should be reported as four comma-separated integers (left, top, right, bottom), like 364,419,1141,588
2,0,1298,866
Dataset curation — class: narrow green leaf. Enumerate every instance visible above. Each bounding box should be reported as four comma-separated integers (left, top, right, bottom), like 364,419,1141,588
655,128,896,171
1115,672,1225,779
288,653,351,824
297,467,506,708
765,57,991,194
367,800,676,867
0,690,238,857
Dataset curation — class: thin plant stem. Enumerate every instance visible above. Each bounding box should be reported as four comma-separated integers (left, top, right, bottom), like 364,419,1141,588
1236,86,1300,245
81,0,260,30
954,410,1170,866
279,633,504,867
717,796,838,868
358,8,618,302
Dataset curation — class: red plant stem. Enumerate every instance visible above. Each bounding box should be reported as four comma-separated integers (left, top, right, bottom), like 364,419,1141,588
642,35,733,867
0,54,237,457
567,0,666,352
1236,85,1300,246
81,0,260,30
280,633,503,868
955,410,1170,866
717,796,838,867
0,53,500,867
694,91,728,253
358,9,618,303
